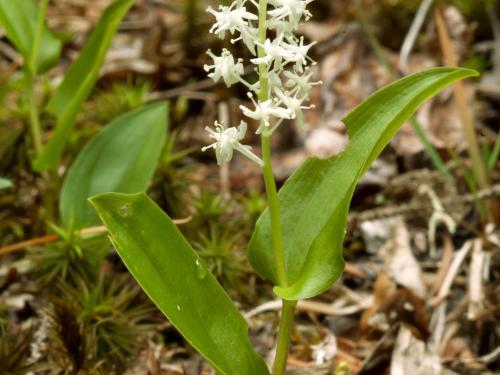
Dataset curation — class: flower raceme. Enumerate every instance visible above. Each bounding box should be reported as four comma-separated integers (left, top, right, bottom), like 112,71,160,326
202,0,320,165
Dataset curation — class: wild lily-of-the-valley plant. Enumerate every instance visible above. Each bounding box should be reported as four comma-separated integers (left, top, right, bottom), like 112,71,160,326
90,0,477,374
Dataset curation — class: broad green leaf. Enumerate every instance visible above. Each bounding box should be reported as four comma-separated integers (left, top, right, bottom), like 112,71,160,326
60,102,167,230
90,192,270,375
248,67,479,300
33,0,134,171
0,0,61,73
0,178,12,190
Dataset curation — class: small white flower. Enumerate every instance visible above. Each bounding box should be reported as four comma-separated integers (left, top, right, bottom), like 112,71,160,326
282,36,316,72
207,1,258,53
202,121,263,166
267,17,295,36
240,93,292,130
204,49,244,87
207,1,258,38
250,38,294,70
268,0,313,28
275,88,314,133
284,70,321,97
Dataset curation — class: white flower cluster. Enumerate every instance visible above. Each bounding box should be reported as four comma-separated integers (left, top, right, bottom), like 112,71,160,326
203,0,320,165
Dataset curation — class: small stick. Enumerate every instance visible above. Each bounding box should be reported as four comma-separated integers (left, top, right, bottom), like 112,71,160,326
467,239,485,319
0,217,192,256
0,234,59,256
435,6,489,191
352,184,500,223
245,292,372,319
429,240,472,305
399,0,435,72
431,235,454,296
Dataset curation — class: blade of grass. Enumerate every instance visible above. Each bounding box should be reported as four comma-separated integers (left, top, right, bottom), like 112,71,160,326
355,0,454,185
487,132,500,172
435,6,488,190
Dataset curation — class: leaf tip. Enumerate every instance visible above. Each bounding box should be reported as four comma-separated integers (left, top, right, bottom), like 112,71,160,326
458,67,480,78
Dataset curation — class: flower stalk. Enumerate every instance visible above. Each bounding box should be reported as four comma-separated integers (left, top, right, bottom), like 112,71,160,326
203,0,319,372
26,0,49,156
272,299,297,375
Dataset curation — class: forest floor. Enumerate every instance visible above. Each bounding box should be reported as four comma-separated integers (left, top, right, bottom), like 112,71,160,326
0,0,499,374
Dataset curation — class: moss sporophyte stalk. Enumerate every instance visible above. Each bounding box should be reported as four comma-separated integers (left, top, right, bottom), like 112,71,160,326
203,0,318,373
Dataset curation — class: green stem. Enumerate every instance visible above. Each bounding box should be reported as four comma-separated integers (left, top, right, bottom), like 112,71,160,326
261,136,287,286
29,0,49,73
27,74,42,156
257,0,268,103
256,0,294,372
487,131,500,172
272,300,297,375
410,116,454,185
28,0,56,227
26,0,49,157
256,0,286,287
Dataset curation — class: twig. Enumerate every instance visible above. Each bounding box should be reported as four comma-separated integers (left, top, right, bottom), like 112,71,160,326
435,6,489,192
399,0,435,72
429,241,472,305
467,239,485,319
146,65,256,101
0,40,22,64
430,235,454,296
0,234,60,256
429,301,447,353
0,217,192,256
476,346,500,365
146,79,217,101
245,295,372,320
351,183,500,223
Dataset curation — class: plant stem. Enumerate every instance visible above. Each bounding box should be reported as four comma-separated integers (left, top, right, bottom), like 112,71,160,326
257,0,268,103
257,0,287,287
272,299,297,375
27,75,42,156
30,0,49,73
410,116,454,185
261,136,287,286
256,0,294,373
26,0,49,157
27,0,56,228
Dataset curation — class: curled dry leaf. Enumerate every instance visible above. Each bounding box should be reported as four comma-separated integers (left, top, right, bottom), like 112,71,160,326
380,218,426,298
391,325,442,375
361,273,429,341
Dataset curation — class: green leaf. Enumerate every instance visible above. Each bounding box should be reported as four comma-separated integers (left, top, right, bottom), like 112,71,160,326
90,192,270,375
60,102,167,230
487,131,500,171
0,178,12,190
248,67,479,300
0,0,61,73
33,0,134,171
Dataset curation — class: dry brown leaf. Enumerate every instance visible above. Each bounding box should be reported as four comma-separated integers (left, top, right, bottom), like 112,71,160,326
391,325,442,375
381,218,426,298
